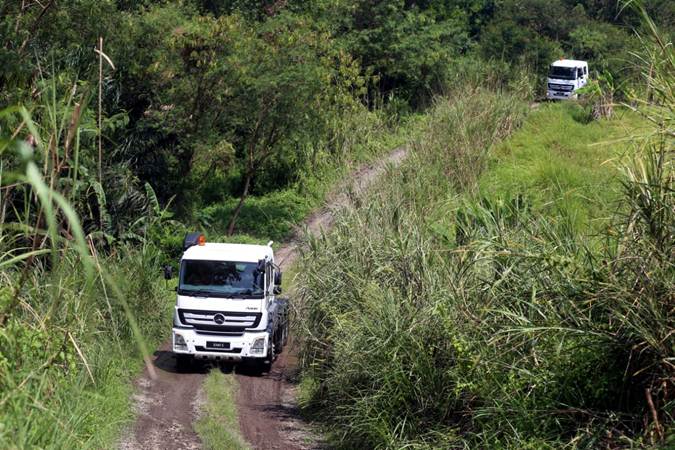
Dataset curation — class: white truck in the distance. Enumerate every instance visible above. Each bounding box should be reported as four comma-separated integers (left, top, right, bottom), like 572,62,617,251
547,59,589,100
164,233,288,372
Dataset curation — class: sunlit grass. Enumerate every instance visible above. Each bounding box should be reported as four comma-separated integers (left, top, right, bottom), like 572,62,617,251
479,102,647,234
195,370,249,450
296,77,672,448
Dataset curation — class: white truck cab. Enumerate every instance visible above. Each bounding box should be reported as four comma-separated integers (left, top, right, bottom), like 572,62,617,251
547,59,589,100
166,233,288,372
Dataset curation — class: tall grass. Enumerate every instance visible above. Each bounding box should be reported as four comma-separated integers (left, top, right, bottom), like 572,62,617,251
295,13,673,448
0,78,171,447
296,89,528,448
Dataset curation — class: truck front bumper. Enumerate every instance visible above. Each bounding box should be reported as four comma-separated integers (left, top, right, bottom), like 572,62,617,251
547,90,577,100
172,328,270,361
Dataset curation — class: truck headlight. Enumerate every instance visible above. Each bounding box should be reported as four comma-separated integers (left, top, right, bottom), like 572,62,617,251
174,333,188,351
250,337,266,354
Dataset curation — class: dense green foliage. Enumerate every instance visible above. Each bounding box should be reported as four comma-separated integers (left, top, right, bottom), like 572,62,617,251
0,1,409,447
2,0,672,230
0,82,173,445
0,0,673,448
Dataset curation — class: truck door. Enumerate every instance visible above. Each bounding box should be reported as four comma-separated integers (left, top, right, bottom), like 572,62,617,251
578,67,587,87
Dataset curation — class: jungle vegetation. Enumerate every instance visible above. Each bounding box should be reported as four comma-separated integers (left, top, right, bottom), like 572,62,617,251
0,0,672,448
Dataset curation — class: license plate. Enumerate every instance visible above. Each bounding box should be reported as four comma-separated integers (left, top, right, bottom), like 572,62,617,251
207,341,230,349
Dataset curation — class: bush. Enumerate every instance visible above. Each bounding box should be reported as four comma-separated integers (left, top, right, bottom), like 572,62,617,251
202,189,313,241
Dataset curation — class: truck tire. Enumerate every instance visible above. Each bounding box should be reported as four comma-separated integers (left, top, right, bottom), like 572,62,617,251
273,313,289,355
274,327,283,355
259,340,274,373
277,297,290,349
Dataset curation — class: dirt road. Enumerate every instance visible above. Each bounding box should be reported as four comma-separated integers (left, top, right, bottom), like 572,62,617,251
119,147,408,450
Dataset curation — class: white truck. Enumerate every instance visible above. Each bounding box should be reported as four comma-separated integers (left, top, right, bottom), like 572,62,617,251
164,233,288,372
547,59,589,100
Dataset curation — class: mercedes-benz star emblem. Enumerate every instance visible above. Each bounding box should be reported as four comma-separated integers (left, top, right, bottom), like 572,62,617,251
213,314,226,325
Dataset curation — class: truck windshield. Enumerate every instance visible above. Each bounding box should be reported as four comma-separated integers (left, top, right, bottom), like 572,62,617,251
178,260,264,298
549,66,576,80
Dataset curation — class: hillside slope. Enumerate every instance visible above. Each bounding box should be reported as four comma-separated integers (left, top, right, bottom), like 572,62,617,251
295,97,671,448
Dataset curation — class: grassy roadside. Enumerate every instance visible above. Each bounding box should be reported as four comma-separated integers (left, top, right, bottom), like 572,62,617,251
63,343,165,449
0,247,174,449
478,102,645,234
295,90,670,448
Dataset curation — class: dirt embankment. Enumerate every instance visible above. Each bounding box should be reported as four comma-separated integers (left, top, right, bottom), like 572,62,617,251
119,147,408,450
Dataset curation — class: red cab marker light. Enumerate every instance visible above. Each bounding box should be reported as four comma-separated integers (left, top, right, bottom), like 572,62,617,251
198,235,206,246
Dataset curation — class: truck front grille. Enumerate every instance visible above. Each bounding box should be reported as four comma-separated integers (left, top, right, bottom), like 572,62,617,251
195,346,243,354
178,309,262,333
195,330,245,337
548,83,574,91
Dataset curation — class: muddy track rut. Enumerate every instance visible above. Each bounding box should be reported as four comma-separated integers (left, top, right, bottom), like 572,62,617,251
119,147,408,450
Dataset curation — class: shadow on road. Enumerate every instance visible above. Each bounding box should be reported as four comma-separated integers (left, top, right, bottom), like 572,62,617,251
231,362,265,377
153,350,250,375
152,350,209,374
252,402,302,421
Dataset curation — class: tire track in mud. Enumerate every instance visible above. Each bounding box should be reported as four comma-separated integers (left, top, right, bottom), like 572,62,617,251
119,147,408,450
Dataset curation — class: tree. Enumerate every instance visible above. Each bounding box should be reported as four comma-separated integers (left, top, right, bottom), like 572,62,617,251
324,0,474,106
568,23,637,79
218,13,349,234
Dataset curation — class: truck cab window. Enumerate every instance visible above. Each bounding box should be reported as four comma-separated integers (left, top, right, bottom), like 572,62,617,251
179,260,264,298
549,66,576,80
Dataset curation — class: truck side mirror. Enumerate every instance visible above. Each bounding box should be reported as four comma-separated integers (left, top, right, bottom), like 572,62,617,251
274,286,282,295
274,271,282,286
163,265,174,280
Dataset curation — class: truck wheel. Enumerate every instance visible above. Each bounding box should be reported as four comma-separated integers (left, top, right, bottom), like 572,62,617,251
258,342,274,373
282,316,289,347
274,327,284,355
277,297,289,348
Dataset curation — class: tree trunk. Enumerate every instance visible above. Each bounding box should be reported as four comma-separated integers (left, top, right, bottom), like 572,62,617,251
227,170,252,235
